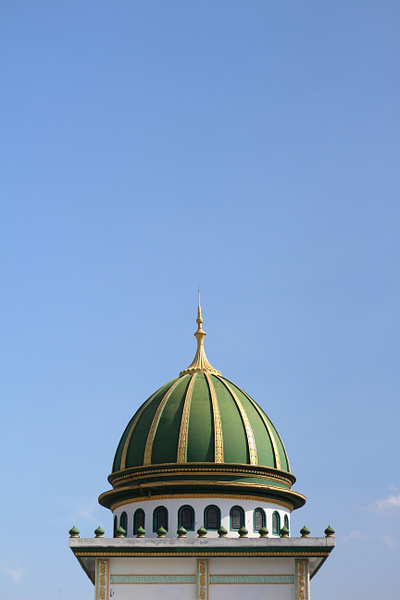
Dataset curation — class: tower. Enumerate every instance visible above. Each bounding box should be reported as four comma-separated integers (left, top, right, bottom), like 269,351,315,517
70,304,334,599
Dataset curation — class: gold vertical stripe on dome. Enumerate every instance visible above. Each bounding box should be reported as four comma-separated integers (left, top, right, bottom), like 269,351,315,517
205,374,224,463
177,374,197,463
120,384,165,470
237,385,284,471
143,378,183,466
216,377,258,466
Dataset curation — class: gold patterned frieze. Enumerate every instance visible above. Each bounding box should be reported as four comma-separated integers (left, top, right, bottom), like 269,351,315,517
197,559,209,600
295,559,309,600
95,559,109,600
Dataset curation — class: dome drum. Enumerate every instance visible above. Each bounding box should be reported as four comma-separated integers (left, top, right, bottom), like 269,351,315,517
111,497,291,539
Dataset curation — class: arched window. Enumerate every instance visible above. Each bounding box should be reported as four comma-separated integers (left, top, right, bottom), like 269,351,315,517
284,514,289,531
153,506,168,532
230,506,245,530
253,508,266,532
113,515,117,537
204,505,220,530
120,511,128,533
133,509,145,534
178,505,195,531
272,511,280,535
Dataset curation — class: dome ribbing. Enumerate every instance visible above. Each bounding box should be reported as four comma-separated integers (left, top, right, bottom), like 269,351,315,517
112,373,290,472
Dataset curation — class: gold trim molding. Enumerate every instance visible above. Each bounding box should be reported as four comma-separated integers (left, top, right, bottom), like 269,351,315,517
177,374,196,463
76,551,329,559
238,385,282,470
109,469,293,492
197,559,208,600
95,559,109,600
110,462,294,484
205,373,224,463
106,493,294,512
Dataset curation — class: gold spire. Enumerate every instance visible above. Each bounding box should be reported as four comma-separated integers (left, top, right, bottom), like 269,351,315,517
179,300,221,377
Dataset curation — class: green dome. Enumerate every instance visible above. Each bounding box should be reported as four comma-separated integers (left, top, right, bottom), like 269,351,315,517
112,373,290,471
99,306,305,511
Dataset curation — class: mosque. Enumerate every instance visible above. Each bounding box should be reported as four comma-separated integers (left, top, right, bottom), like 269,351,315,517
69,303,335,599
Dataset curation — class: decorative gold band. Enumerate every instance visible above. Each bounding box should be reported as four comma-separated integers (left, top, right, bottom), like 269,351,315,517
99,479,305,511
106,493,294,512
76,551,329,559
177,374,197,463
205,374,224,463
109,463,294,489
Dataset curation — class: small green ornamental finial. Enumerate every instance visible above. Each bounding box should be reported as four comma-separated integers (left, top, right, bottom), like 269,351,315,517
177,526,187,538
197,526,207,538
115,526,126,538
94,526,104,538
280,526,289,538
324,525,335,537
258,527,269,538
218,526,227,538
69,526,79,538
136,526,145,538
157,526,166,538
238,526,248,538
300,526,310,538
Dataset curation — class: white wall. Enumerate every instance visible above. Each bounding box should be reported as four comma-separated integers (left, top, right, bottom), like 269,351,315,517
108,556,295,600
110,583,195,600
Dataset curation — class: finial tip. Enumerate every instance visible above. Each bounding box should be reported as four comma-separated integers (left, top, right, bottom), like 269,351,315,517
179,296,221,377
197,288,202,320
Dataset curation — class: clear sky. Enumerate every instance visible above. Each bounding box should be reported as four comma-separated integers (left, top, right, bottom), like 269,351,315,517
1,2,399,599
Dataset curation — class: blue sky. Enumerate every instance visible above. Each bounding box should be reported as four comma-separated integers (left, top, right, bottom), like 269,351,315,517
1,1,399,599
